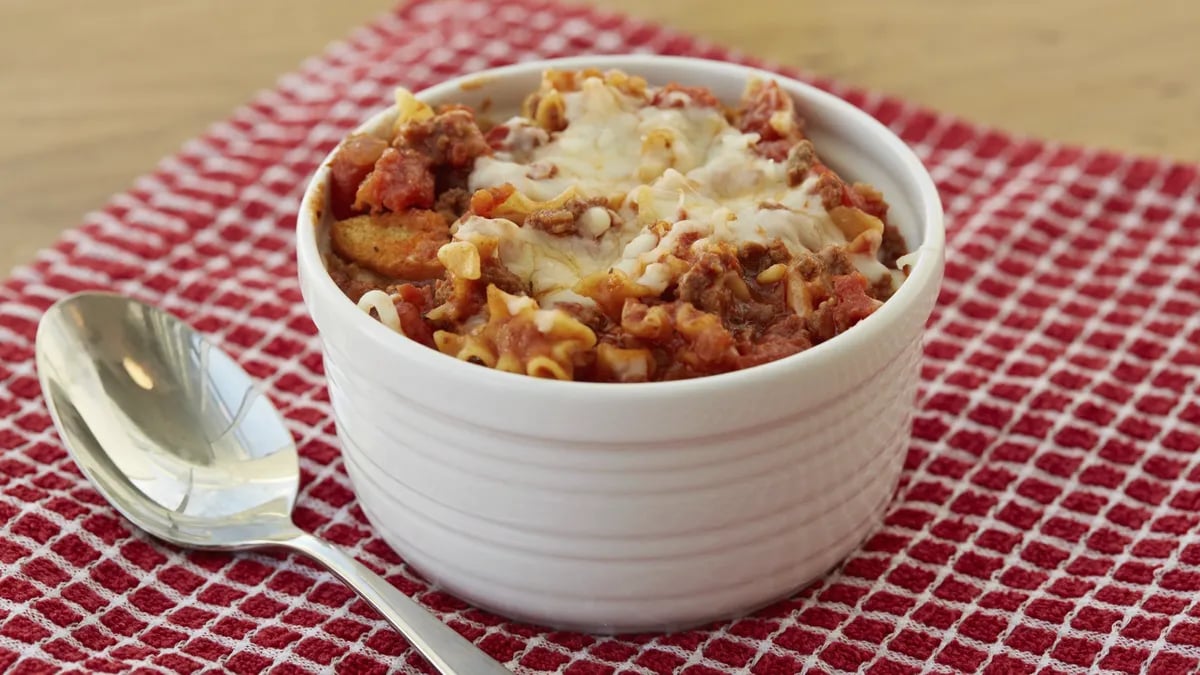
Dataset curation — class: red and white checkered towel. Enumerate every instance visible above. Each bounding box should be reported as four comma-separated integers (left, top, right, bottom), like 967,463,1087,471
2,1,1198,672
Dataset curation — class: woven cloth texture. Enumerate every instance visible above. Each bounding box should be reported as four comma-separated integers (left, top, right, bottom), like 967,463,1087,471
1,1,1199,673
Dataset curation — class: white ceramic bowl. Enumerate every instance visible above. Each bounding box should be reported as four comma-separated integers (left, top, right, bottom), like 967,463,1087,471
296,55,944,633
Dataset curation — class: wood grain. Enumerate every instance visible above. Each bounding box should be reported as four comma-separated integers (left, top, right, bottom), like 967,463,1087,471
1,0,1196,274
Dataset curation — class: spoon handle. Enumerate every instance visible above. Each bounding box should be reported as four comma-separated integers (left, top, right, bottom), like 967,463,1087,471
282,532,512,674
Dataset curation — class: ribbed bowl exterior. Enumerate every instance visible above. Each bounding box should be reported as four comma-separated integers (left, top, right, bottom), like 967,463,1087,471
322,335,922,631
296,56,945,632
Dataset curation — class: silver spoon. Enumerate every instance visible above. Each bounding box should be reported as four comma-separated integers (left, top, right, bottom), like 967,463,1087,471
35,291,510,675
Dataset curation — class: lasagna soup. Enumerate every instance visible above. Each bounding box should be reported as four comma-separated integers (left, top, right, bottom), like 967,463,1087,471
324,69,910,382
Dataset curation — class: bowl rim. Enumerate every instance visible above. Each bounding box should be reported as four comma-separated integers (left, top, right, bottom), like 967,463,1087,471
296,54,945,398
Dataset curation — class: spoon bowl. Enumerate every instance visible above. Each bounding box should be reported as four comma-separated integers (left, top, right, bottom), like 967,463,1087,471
36,292,509,675
37,292,300,549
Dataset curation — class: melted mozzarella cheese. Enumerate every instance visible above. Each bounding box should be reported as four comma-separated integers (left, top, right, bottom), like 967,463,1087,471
453,215,632,300
458,75,885,308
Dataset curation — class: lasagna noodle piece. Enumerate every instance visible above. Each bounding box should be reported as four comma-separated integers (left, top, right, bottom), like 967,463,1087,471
434,286,597,380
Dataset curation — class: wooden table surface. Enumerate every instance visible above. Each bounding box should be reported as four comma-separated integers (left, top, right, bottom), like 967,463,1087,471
1,0,1196,275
